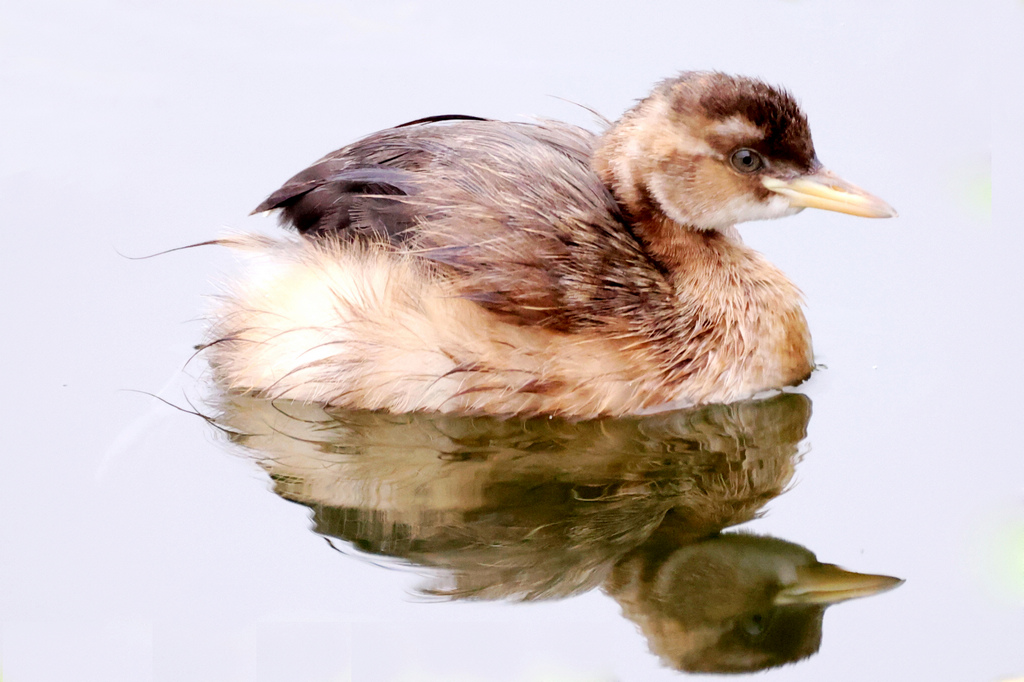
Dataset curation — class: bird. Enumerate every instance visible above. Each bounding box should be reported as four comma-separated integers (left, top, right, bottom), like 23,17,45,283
203,71,895,417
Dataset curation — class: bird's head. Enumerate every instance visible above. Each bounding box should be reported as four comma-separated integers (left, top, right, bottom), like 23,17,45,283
607,533,904,674
593,71,896,231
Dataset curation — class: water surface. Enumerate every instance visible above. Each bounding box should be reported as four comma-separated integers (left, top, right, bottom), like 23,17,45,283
1,1,1019,681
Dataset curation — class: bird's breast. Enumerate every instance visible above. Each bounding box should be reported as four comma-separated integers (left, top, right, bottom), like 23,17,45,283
650,243,814,407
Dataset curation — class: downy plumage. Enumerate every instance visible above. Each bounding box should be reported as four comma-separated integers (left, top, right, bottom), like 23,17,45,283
203,72,895,417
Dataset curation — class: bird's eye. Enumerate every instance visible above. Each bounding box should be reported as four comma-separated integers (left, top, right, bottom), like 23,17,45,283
730,148,765,174
741,612,768,639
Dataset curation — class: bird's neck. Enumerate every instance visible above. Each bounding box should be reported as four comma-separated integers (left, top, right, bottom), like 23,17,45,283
626,215,759,292
631,216,740,275
634,215,813,401
661,224,802,325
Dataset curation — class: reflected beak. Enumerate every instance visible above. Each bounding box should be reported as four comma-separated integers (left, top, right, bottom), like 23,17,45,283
774,563,904,606
763,171,897,218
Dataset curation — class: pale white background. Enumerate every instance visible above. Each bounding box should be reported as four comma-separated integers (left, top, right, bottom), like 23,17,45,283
1,1,1021,680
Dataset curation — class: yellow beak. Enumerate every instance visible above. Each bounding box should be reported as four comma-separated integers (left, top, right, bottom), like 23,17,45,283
774,562,904,606
763,170,898,219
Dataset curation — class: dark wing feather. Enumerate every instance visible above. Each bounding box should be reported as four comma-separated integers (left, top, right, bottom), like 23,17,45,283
255,118,676,333
253,166,422,239
393,114,490,128
253,115,491,239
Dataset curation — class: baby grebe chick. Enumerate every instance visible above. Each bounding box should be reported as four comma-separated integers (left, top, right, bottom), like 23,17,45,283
205,72,895,417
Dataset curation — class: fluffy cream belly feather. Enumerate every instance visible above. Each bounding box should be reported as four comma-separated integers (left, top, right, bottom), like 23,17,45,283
204,236,682,417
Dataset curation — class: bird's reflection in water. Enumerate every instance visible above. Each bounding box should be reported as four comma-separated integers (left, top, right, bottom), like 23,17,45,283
212,392,901,674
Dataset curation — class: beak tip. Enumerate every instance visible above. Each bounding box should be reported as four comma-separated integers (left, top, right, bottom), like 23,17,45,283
765,172,898,219
775,565,906,606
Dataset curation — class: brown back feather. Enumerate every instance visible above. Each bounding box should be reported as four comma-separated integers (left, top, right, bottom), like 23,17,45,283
254,119,681,337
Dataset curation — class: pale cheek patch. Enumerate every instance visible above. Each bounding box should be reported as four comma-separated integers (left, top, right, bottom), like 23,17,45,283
721,193,802,226
649,173,704,228
651,176,801,231
650,153,799,230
